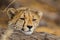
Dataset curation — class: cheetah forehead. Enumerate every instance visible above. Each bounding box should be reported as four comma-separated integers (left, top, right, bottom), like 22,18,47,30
16,7,40,13
8,7,43,25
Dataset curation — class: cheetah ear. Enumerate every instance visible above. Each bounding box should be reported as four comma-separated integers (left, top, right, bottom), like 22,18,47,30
38,11,43,19
35,11,43,19
7,8,17,19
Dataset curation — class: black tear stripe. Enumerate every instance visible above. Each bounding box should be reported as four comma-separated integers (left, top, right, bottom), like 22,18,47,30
14,13,25,29
23,13,25,28
15,19,19,25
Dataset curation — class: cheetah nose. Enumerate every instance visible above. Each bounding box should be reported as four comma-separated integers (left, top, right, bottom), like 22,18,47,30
27,25,32,29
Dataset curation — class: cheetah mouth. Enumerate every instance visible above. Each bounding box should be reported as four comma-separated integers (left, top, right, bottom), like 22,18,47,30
21,30,33,35
24,31,33,35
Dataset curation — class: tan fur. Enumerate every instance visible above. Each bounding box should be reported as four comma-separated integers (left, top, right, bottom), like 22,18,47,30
35,21,60,36
35,26,60,36
1,7,43,40
1,29,13,40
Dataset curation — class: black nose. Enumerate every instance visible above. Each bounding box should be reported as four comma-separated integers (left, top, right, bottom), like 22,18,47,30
27,25,32,29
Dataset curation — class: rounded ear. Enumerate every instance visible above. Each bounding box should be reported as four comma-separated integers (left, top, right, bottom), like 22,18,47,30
38,11,43,19
7,8,17,19
35,10,43,19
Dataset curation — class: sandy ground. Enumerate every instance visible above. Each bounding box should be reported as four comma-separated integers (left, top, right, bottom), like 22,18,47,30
0,27,60,40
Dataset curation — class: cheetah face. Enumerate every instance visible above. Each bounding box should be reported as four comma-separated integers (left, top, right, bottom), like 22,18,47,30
7,7,43,35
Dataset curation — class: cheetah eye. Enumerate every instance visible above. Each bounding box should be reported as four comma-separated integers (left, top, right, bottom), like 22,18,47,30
20,18,25,20
33,19,36,21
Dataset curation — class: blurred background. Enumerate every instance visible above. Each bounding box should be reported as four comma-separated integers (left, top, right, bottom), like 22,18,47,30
0,0,60,35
